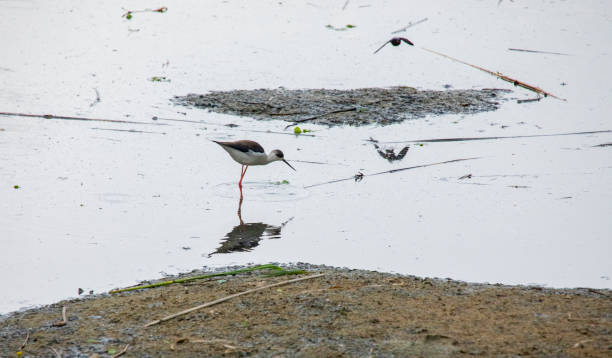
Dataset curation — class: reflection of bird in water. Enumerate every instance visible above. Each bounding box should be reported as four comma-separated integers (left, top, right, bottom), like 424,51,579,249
374,143,409,162
212,140,296,198
369,138,410,162
208,196,293,257
208,222,282,257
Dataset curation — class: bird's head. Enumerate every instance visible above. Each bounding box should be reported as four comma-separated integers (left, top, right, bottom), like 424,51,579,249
269,149,296,171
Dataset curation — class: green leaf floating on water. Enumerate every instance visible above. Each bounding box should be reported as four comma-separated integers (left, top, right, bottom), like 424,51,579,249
150,76,170,82
275,180,290,185
294,126,311,134
346,24,356,28
13,185,19,189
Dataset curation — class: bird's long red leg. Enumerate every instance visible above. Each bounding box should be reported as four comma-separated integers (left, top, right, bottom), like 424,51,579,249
238,165,248,198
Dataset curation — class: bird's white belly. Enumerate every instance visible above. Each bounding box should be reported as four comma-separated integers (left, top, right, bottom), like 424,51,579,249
225,147,268,165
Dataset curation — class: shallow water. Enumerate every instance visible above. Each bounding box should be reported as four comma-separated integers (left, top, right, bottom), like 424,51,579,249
1,0,611,313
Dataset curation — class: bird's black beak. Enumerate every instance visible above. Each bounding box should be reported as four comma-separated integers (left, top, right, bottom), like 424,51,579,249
283,159,296,171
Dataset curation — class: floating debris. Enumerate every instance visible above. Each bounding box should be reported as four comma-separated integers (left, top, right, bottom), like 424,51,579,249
122,6,167,20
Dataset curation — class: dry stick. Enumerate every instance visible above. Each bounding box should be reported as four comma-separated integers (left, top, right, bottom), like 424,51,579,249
112,344,130,358
284,107,357,129
50,347,62,358
304,157,478,189
391,17,428,34
20,329,30,350
420,47,566,101
52,306,67,327
0,112,167,126
376,129,612,144
144,273,325,327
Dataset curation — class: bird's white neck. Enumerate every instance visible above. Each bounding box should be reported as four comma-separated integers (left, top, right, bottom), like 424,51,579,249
265,152,279,164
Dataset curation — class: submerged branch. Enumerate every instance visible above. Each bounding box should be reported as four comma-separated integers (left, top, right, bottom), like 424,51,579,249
376,130,612,144
0,112,166,126
508,48,570,56
305,157,479,188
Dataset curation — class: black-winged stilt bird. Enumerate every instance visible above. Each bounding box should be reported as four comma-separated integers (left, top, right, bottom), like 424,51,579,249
213,140,296,197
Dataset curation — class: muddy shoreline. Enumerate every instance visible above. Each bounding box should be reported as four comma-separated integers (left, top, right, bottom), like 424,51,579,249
2,264,610,357
173,87,510,127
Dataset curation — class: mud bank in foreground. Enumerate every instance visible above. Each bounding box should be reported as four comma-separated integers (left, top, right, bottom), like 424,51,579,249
1,264,610,357
173,87,510,126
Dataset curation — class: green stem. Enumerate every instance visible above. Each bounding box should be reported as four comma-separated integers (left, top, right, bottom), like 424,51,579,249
109,264,293,294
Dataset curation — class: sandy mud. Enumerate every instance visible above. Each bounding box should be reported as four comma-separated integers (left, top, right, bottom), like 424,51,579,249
1,265,610,357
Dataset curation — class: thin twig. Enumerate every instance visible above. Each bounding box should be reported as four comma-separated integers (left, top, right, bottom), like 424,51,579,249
375,129,612,144
508,48,570,56
90,127,165,135
304,158,479,188
171,338,237,351
20,329,30,350
284,107,357,129
0,112,166,126
289,159,335,165
342,0,350,10
50,347,62,358
245,129,315,137
144,273,325,327
420,47,566,101
517,96,542,104
391,17,428,34
572,339,593,348
122,6,167,19
52,306,67,327
112,344,130,358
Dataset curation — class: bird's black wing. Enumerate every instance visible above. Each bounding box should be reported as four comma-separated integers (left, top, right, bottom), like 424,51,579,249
214,140,265,153
399,37,415,46
373,39,391,54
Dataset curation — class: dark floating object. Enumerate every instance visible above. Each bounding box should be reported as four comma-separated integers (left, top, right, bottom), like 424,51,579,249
373,143,410,162
458,174,472,180
374,37,415,54
354,171,364,182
